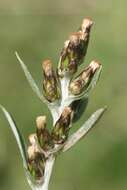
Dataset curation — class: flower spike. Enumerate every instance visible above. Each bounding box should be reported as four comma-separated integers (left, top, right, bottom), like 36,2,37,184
1,17,106,190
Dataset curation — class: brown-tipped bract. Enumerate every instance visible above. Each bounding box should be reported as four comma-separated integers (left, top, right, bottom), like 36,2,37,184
28,133,38,145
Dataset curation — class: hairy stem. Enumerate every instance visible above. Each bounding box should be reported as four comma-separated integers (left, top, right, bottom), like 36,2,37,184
41,155,55,190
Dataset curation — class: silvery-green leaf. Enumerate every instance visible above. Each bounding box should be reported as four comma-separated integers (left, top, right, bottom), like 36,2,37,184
15,52,46,103
63,107,106,152
0,105,28,169
15,52,61,124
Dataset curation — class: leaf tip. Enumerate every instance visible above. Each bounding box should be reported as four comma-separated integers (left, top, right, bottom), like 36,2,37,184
101,105,107,114
15,51,21,63
0,104,5,113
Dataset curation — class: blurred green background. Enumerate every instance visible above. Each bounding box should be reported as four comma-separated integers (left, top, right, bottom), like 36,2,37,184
0,0,127,189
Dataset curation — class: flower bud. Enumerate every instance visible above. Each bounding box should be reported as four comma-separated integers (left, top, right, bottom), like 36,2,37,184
80,18,93,33
36,116,54,150
28,161,44,182
69,60,101,95
42,59,60,102
58,18,93,77
51,107,73,144
27,145,45,182
36,116,46,130
28,133,37,145
27,145,37,160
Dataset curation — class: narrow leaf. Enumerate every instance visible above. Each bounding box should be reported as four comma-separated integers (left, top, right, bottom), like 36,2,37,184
63,107,106,152
15,51,46,103
0,105,28,169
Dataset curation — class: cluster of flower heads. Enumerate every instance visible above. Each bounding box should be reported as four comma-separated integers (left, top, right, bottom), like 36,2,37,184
27,107,73,182
42,18,100,102
27,18,101,183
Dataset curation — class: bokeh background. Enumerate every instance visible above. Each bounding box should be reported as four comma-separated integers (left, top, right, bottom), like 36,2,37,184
0,0,127,189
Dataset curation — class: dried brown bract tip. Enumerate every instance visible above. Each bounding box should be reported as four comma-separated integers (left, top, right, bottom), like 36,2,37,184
27,145,38,160
64,40,70,48
89,60,100,72
36,116,47,129
69,32,81,46
81,18,93,33
28,133,37,145
42,59,53,77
